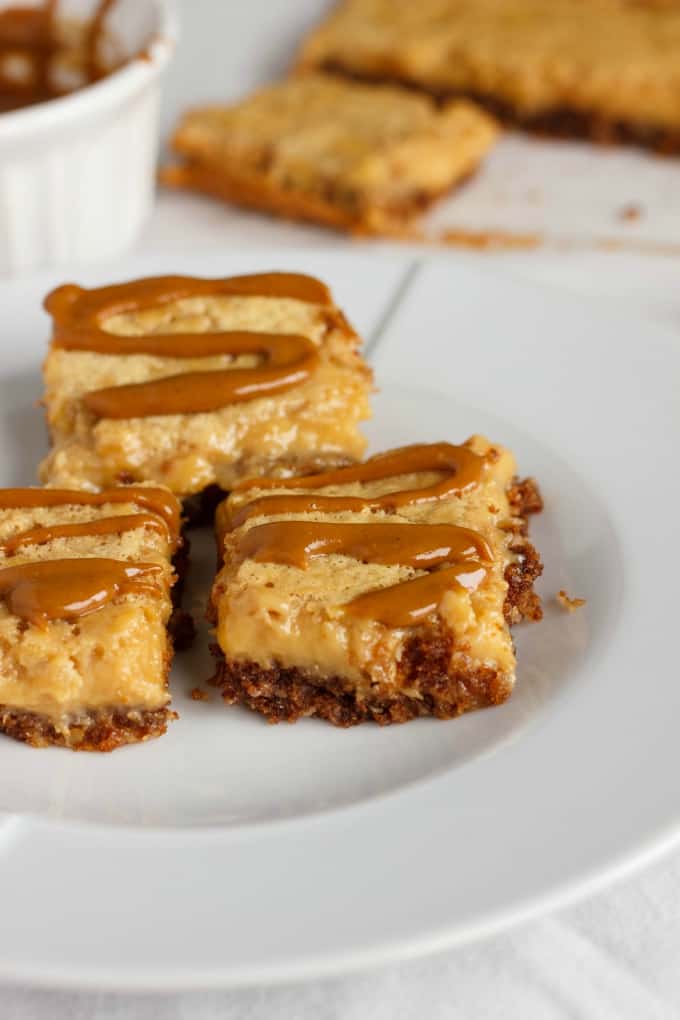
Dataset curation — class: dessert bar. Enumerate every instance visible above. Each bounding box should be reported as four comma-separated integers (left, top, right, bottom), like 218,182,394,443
0,485,182,750
209,438,542,726
163,74,498,235
40,272,372,506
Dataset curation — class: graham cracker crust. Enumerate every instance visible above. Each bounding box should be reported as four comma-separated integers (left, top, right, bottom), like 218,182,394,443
0,705,176,752
317,63,680,154
210,625,510,726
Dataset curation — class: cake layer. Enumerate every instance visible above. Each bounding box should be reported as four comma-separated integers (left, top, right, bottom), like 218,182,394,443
296,0,680,152
40,273,372,498
0,486,183,750
163,74,498,235
210,437,543,725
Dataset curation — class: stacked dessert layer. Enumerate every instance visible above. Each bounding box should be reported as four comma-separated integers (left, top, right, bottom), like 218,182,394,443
209,438,542,726
0,486,182,750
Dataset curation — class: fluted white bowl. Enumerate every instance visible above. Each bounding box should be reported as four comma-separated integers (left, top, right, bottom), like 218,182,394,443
0,0,177,275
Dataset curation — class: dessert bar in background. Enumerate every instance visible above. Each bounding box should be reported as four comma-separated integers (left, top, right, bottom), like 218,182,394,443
209,438,543,726
0,486,183,750
39,272,372,509
163,74,498,235
297,0,680,153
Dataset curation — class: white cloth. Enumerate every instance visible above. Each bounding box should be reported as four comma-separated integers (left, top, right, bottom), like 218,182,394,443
4,849,680,1018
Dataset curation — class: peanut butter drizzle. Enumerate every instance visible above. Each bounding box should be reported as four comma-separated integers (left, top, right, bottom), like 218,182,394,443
234,520,492,627
0,513,169,556
45,273,330,418
0,487,180,540
0,559,163,627
228,443,486,529
0,0,114,115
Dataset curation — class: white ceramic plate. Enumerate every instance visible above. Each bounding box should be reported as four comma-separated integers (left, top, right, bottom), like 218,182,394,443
0,250,678,990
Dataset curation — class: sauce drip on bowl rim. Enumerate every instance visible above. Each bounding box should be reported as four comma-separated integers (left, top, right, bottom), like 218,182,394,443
0,0,116,114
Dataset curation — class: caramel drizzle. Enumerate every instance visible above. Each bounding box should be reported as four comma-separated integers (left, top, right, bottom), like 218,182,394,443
45,273,331,419
226,443,486,529
0,486,181,541
0,513,169,556
0,486,180,623
235,520,491,628
226,443,492,627
0,559,163,627
0,0,114,114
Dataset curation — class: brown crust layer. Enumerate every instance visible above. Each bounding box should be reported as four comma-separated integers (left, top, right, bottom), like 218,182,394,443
210,625,509,727
160,160,478,237
314,63,680,155
505,476,543,624
0,705,176,752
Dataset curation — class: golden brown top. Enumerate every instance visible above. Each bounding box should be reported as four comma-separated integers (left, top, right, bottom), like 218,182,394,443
224,443,492,628
45,273,331,419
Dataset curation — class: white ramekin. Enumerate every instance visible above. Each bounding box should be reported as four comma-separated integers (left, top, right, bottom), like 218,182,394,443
0,0,177,275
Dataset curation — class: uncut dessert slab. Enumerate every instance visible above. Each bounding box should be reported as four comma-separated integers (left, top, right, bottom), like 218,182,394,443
297,0,680,152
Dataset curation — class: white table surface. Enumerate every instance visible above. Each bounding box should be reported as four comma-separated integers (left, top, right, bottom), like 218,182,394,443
5,1,680,1015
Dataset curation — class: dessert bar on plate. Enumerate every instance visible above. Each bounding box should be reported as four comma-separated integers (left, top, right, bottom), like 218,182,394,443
39,272,372,509
162,73,498,235
296,0,680,153
0,486,182,750
209,437,543,726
